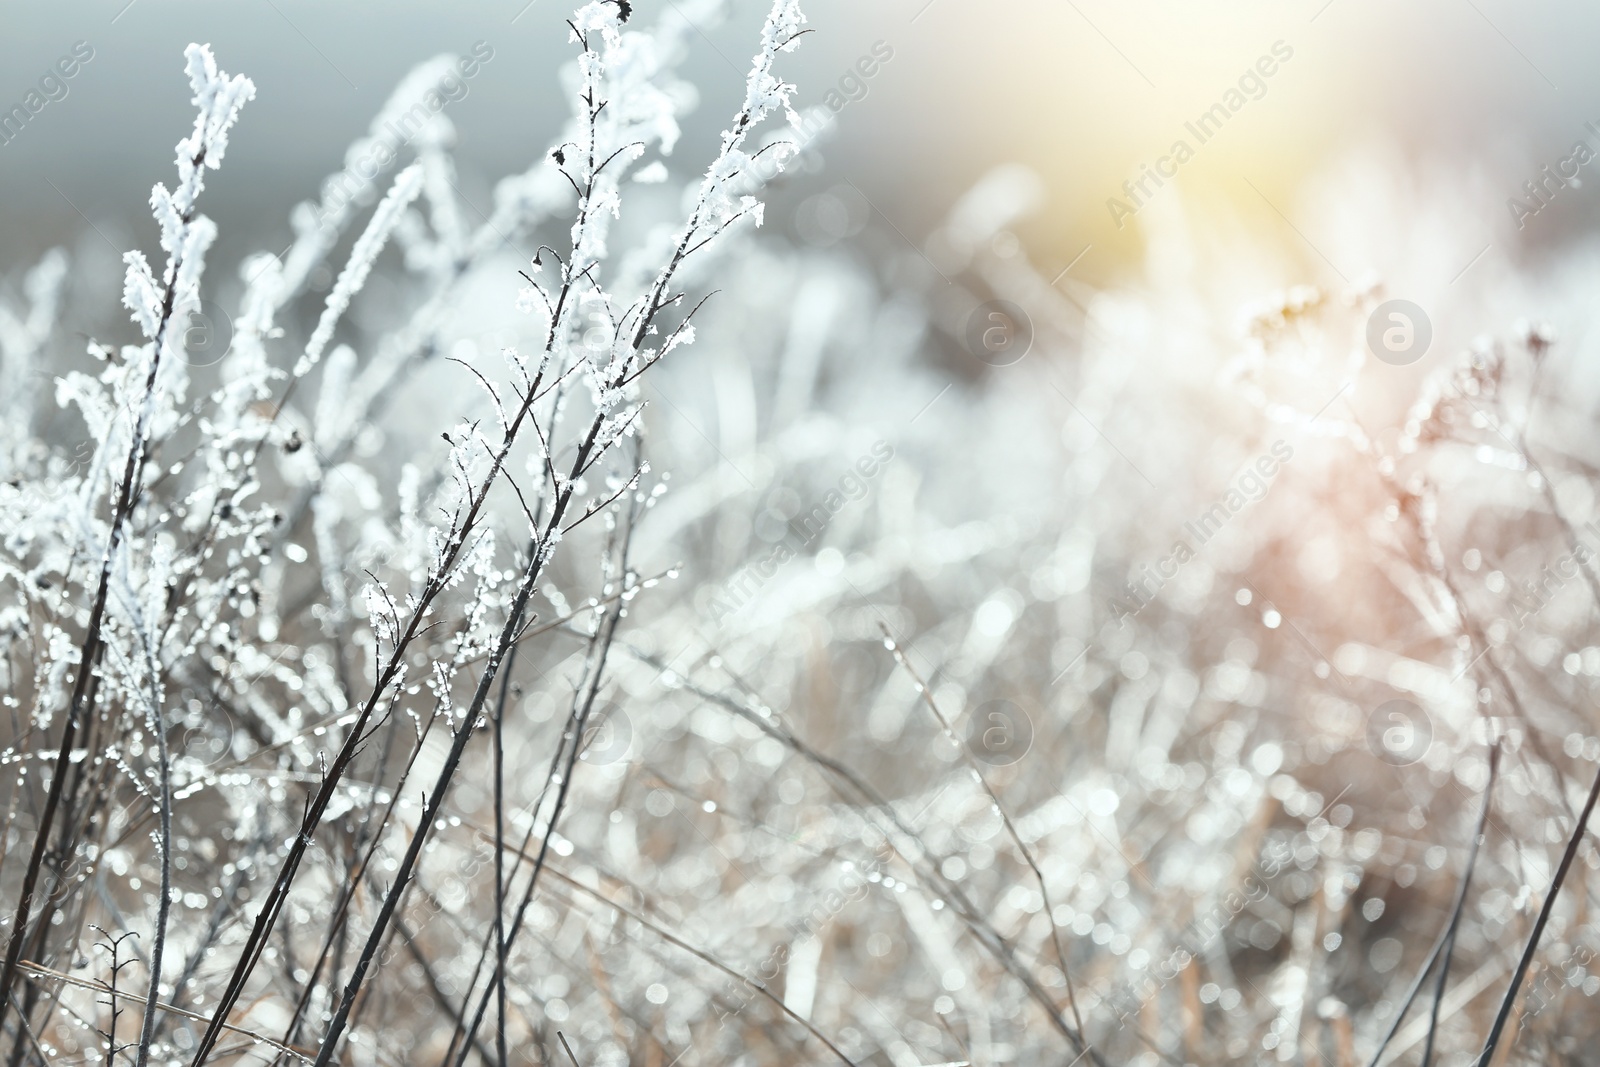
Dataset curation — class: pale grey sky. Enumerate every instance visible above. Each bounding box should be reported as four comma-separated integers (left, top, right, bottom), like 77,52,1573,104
2,0,1597,283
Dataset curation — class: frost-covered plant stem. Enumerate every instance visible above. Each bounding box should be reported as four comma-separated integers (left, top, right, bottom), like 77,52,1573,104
192,5,809,1054
187,318,565,1067
0,2,848,1060
491,632,515,1067
0,46,252,1043
313,5,813,1052
448,524,632,1067
1475,760,1600,1066
309,528,557,1066
132,637,171,1067
880,627,1095,1060
1419,743,1497,1067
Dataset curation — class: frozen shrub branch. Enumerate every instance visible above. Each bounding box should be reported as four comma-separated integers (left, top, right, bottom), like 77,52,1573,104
0,3,826,1065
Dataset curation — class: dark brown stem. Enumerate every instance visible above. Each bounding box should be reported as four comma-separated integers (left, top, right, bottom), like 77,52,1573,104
1475,755,1600,1066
